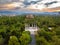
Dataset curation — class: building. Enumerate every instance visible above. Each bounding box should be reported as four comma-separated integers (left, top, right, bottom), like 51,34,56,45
25,14,39,31
26,14,34,19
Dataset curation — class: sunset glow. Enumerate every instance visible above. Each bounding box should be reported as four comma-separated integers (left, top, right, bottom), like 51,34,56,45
0,0,60,12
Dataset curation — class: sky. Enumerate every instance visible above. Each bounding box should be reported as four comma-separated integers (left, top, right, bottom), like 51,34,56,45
0,0,60,12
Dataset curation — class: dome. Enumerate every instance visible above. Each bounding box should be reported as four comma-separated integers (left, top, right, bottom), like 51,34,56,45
26,14,34,19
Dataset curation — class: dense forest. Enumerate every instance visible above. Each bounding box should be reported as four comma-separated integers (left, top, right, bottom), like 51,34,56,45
0,15,60,45
0,16,31,45
35,15,60,45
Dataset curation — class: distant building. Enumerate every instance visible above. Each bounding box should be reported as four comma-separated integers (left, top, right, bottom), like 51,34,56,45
25,14,39,31
26,14,34,19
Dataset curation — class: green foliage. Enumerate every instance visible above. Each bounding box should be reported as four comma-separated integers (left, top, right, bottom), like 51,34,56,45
8,36,20,45
36,27,60,45
55,27,60,35
0,35,4,45
36,37,51,45
0,15,60,45
0,16,31,45
19,31,31,45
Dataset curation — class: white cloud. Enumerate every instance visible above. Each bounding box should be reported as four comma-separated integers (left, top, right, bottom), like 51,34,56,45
11,2,25,8
26,0,60,9
19,0,24,2
26,4,46,10
40,0,56,3
27,0,39,2
48,2,60,8
0,0,60,9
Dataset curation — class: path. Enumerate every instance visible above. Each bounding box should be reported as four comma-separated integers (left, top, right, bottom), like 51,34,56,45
25,27,38,45
30,31,36,45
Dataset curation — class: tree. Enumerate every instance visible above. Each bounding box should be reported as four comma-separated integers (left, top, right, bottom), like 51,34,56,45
19,31,31,45
8,36,20,45
36,37,51,45
0,35,4,45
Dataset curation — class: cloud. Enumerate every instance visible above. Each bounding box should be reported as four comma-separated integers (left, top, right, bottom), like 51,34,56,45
32,0,60,9
0,2,25,10
0,0,42,9
48,2,60,8
26,4,46,10
0,0,12,4
26,0,39,3
0,0,60,11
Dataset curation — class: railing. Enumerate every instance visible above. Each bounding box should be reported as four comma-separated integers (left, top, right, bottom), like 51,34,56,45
25,27,38,31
